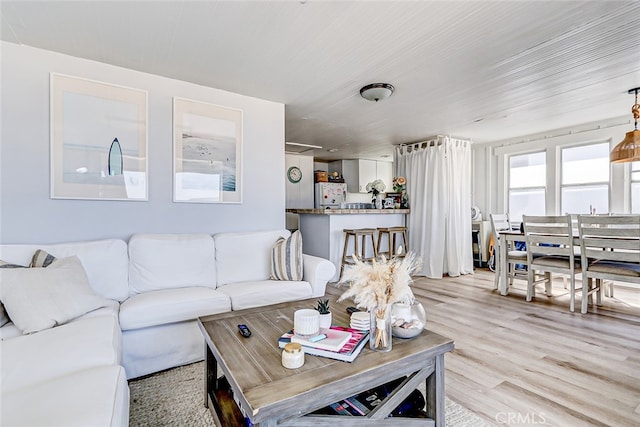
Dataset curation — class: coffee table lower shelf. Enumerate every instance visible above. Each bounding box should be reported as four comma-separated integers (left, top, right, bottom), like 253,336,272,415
204,351,441,426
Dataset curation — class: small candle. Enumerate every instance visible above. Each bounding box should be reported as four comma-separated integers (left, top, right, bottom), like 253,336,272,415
282,343,304,369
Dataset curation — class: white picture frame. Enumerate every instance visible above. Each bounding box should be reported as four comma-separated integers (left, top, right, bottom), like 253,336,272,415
173,97,243,203
50,73,148,201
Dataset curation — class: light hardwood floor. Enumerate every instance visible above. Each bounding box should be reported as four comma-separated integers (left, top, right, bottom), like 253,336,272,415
327,269,640,426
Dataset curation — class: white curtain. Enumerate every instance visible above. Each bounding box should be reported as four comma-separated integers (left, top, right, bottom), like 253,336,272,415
394,136,474,278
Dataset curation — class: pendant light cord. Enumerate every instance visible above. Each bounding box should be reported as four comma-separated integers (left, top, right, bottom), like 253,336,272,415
633,89,639,131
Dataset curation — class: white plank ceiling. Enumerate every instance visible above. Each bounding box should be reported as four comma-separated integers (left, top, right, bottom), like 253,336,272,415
2,1,639,160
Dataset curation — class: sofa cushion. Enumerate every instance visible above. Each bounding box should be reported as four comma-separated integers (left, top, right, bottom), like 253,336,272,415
270,230,303,281
128,234,217,294
119,287,231,330
1,315,122,391
0,239,129,301
215,230,290,286
1,365,129,427
217,280,312,311
0,256,111,334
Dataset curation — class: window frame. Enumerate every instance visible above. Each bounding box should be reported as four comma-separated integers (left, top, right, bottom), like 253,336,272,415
558,141,610,215
507,150,547,222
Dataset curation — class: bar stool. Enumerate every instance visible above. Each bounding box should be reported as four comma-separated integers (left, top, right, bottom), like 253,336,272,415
339,228,378,280
377,226,408,259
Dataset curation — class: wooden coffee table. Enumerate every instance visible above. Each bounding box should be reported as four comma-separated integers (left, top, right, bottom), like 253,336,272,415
198,297,454,426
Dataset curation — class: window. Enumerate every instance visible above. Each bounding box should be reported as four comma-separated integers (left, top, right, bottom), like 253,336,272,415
632,162,640,213
560,142,609,215
508,152,546,222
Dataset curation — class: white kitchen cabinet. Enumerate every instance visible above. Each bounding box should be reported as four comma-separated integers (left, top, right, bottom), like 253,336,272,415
376,161,393,193
285,154,314,208
333,159,393,193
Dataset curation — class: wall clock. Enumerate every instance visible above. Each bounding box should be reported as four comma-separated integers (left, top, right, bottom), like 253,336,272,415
287,166,302,183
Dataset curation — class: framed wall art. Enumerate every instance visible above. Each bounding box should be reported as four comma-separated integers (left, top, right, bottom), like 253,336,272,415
50,73,148,200
173,97,243,203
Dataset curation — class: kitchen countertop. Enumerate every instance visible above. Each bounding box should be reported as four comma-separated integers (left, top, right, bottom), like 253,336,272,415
286,208,410,215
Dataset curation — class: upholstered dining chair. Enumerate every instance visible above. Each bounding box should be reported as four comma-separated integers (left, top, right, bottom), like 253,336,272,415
489,213,528,293
522,215,580,312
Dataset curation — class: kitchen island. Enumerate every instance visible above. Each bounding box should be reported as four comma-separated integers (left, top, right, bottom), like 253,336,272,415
287,208,410,282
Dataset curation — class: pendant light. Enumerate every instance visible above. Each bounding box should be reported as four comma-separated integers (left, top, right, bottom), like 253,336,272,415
610,87,640,163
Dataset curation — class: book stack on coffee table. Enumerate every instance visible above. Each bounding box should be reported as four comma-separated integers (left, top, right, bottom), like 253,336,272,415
278,326,369,362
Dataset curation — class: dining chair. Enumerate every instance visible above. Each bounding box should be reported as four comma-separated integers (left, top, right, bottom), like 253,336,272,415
489,213,527,292
522,215,580,312
577,214,640,314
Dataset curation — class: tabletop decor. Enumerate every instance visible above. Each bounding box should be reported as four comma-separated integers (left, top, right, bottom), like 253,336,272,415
391,301,426,339
366,179,386,209
338,251,421,351
392,176,409,208
315,299,332,329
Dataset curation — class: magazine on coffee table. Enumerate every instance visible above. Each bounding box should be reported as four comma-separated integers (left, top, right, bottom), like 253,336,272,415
291,328,352,352
278,326,369,363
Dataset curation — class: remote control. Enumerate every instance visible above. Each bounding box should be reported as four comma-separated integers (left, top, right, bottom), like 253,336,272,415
346,306,362,314
237,324,251,338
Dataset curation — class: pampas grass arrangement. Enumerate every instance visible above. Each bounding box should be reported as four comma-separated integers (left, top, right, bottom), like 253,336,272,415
338,251,422,350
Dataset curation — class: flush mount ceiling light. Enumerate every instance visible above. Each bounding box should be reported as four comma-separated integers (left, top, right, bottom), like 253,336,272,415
360,83,394,102
610,87,640,163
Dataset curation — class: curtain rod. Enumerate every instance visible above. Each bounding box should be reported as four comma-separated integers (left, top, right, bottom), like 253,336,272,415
395,135,472,148
395,135,472,153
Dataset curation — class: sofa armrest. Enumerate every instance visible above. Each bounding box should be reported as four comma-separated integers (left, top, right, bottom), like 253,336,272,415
302,254,336,297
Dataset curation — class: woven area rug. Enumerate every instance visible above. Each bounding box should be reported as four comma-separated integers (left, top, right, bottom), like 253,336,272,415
129,362,491,426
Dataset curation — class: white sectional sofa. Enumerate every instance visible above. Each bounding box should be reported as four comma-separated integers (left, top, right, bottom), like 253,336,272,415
0,229,335,427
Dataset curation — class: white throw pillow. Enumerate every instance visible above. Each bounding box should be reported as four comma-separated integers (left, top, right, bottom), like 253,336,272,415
0,259,27,327
270,230,303,281
0,256,109,334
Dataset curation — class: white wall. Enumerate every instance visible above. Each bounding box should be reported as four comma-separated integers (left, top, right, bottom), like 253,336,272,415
472,117,633,219
0,42,285,244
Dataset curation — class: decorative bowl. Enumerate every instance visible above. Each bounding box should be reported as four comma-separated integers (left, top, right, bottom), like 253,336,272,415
391,302,426,339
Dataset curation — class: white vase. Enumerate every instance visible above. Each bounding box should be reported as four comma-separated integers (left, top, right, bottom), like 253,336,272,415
375,194,383,209
319,312,332,329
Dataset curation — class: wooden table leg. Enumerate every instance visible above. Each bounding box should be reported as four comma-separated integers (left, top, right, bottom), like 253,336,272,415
205,344,218,408
500,236,509,296
426,353,445,426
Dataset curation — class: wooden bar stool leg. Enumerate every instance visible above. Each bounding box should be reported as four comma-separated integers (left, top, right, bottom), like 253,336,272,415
401,230,408,255
371,233,378,259
339,232,351,280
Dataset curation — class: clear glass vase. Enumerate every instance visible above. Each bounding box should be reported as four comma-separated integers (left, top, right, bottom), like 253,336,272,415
391,301,426,339
370,305,392,352
375,194,383,209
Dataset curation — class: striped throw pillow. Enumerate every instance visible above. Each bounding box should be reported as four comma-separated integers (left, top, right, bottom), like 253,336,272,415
270,231,303,281
30,249,57,268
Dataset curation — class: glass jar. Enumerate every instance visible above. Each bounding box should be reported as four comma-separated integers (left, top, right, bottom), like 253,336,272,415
370,305,392,352
282,342,304,369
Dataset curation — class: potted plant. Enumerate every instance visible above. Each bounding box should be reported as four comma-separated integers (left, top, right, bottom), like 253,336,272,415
316,299,332,329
